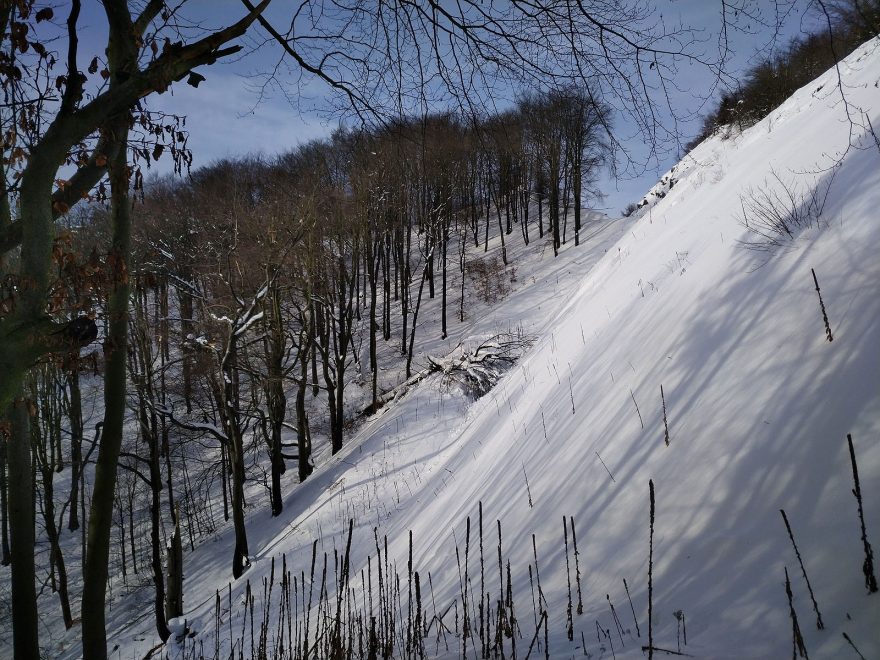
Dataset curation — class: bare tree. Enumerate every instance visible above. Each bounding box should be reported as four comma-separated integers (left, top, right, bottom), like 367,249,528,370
0,2,789,658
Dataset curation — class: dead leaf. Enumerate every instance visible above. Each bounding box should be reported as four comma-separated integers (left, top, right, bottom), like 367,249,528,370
186,71,206,88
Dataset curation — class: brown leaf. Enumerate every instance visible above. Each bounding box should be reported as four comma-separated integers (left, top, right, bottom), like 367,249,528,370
53,201,70,215
100,68,110,80
186,71,206,88
88,57,98,74
95,153,107,167
152,144,164,161
35,7,53,22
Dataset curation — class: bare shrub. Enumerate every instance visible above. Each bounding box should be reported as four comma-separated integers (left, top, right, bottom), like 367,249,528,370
737,169,836,253
467,256,512,303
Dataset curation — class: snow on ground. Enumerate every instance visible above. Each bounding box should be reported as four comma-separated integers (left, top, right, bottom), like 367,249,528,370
34,37,880,660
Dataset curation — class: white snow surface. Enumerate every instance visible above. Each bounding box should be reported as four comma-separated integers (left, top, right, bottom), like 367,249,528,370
40,38,880,659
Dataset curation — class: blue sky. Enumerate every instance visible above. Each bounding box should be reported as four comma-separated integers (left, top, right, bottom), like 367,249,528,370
79,1,822,214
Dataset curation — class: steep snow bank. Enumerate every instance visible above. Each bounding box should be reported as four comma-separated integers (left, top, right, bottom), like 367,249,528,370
104,38,879,660
384,36,880,658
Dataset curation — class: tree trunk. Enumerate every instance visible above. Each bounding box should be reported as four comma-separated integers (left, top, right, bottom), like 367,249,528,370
165,506,184,624
368,236,379,406
399,225,411,356
220,443,230,522
333,367,345,454
216,339,250,579
265,284,286,517
550,155,561,256
441,215,448,339
145,398,170,641
8,396,39,659
0,431,10,565
229,421,248,579
178,286,194,413
382,235,391,341
574,151,582,246
66,367,83,531
296,351,313,482
126,485,137,574
406,255,432,379
537,189,544,238
81,115,133,660
34,409,73,630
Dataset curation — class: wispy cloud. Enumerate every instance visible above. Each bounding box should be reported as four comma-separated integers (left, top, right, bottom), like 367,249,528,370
145,69,333,173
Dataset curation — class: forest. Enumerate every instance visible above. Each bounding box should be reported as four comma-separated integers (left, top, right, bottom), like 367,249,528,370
2,1,878,659
2,11,610,647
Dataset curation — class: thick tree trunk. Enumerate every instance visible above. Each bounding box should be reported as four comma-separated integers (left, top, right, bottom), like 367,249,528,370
0,431,10,565
8,396,39,660
81,116,132,660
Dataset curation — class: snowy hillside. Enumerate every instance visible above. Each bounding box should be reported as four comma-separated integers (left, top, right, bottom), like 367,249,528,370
72,38,880,660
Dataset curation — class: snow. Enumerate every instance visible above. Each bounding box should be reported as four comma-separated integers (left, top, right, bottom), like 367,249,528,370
233,310,264,337
8,37,880,660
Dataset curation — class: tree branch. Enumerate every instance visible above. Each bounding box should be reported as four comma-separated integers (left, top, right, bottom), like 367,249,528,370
1,133,122,254
133,0,166,37
60,0,84,116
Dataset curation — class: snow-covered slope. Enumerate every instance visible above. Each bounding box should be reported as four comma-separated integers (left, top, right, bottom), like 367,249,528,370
104,38,879,660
